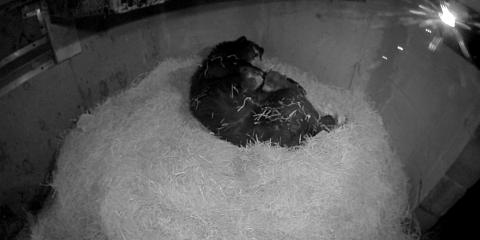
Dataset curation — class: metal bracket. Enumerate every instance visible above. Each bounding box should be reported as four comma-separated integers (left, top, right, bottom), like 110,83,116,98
0,51,55,97
0,0,82,97
41,0,82,63
0,37,49,69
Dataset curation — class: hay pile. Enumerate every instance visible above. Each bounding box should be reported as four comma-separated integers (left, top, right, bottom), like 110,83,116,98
31,57,413,240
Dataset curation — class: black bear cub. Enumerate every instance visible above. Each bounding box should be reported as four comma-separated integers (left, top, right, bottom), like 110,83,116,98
190,36,264,98
190,36,338,147
250,70,337,147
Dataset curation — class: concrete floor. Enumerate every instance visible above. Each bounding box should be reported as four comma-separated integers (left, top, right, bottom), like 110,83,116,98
1,0,480,236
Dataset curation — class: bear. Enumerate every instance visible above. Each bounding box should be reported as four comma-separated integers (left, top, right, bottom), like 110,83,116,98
246,70,337,147
189,36,340,147
191,63,263,146
260,70,340,133
190,36,264,99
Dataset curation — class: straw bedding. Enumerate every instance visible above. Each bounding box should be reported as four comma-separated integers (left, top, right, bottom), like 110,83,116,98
31,57,413,240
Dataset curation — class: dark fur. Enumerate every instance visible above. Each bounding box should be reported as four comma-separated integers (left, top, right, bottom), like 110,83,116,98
249,70,337,147
190,37,337,147
190,36,264,98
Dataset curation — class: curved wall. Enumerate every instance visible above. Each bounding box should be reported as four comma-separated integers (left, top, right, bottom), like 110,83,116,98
1,0,480,228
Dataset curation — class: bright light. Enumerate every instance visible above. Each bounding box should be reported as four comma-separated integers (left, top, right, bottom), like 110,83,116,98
405,0,472,58
439,4,456,27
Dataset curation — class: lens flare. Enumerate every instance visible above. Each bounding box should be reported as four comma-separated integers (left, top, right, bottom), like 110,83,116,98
402,0,476,59
439,4,456,27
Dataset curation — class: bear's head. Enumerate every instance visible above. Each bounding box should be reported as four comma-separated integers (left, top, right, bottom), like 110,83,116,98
208,36,264,63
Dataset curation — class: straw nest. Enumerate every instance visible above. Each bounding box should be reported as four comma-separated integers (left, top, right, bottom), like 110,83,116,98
31,57,414,240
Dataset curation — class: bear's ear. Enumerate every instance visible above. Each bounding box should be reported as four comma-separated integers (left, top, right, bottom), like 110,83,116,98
237,36,247,42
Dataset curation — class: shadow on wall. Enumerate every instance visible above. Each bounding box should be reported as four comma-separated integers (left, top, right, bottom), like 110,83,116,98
421,128,480,239
0,148,56,239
